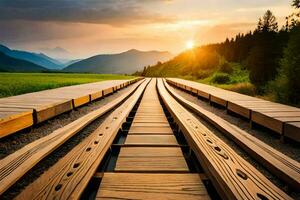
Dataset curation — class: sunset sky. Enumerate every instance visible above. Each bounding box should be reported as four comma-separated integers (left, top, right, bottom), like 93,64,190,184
0,0,293,59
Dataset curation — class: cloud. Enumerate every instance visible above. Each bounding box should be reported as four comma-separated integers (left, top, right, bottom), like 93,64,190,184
0,0,175,25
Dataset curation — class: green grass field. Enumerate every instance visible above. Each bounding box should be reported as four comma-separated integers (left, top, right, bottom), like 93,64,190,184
0,73,135,98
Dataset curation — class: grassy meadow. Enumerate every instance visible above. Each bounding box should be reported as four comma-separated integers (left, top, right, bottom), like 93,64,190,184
0,73,135,98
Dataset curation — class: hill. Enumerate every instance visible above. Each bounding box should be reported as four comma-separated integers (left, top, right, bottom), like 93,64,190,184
0,52,48,72
63,49,172,74
141,47,221,78
0,44,63,70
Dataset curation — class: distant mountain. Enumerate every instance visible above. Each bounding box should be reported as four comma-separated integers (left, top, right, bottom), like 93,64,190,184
39,47,72,60
63,49,173,74
0,44,63,70
0,52,48,72
62,59,82,67
38,53,63,66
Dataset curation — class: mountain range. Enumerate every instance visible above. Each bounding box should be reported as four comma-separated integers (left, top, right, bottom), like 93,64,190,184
0,44,173,74
0,52,48,72
0,44,63,70
39,47,72,60
64,49,172,74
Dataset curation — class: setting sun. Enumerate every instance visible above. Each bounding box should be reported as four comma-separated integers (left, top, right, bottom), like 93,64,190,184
186,40,195,49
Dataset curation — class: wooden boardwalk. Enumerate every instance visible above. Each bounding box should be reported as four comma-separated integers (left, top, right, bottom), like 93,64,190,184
0,78,141,138
97,79,210,199
0,78,297,199
167,78,300,142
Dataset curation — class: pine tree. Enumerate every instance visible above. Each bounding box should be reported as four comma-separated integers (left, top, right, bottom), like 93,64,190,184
256,10,278,32
292,0,300,8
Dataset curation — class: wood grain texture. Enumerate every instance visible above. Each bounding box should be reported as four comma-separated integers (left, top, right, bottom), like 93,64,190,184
115,147,189,172
0,79,146,196
96,173,210,200
35,100,73,123
128,126,173,135
73,95,90,107
118,147,184,157
158,79,292,200
164,79,300,190
16,79,149,200
0,110,33,138
131,122,170,127
115,157,189,172
125,135,178,146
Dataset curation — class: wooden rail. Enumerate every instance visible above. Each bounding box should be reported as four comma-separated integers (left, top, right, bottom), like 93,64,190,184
166,78,300,142
163,79,300,190
0,78,143,138
0,79,145,196
157,78,292,200
16,79,150,199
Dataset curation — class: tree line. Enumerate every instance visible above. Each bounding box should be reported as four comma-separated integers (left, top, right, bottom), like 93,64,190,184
206,0,299,105
138,0,300,106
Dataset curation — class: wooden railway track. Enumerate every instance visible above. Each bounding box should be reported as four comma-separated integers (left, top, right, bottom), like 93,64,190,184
0,78,298,199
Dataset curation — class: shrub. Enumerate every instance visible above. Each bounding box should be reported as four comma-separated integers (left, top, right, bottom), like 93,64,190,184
219,62,233,74
194,70,212,79
211,73,230,84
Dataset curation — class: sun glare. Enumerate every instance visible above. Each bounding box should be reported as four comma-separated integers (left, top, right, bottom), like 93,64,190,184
185,40,194,49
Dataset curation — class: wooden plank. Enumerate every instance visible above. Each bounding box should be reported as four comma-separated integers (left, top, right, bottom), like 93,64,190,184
134,116,167,120
191,87,198,94
0,80,146,196
284,122,300,142
90,91,103,101
251,111,283,134
115,147,189,172
133,118,168,123
163,79,300,190
227,102,251,119
0,110,33,138
158,79,292,200
35,100,73,123
210,95,227,107
128,126,173,135
118,147,184,157
261,111,300,117
134,114,165,117
96,173,210,200
73,95,90,107
115,157,189,172
103,87,113,96
125,135,178,146
131,122,170,127
197,90,210,99
16,79,149,200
